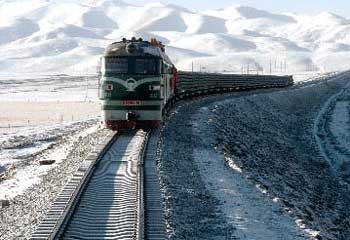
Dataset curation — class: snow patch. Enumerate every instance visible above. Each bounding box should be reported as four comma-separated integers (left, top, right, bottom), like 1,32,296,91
0,121,99,199
193,119,308,239
80,9,118,29
0,18,39,45
314,79,350,180
170,33,256,55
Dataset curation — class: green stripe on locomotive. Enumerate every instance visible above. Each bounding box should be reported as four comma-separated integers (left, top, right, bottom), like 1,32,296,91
100,75,161,100
98,39,175,125
102,105,161,110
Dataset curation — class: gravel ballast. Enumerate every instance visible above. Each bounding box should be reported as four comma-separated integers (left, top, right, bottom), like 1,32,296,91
157,74,350,239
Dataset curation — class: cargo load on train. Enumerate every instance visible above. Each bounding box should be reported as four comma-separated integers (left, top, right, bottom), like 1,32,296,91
98,37,293,130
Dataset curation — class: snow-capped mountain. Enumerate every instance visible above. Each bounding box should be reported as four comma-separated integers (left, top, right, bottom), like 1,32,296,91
0,0,350,78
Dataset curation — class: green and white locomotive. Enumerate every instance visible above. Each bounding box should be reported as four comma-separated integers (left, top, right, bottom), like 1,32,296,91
98,37,294,131
98,37,178,130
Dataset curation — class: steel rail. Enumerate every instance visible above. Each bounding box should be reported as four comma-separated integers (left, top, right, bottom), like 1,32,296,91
31,130,153,240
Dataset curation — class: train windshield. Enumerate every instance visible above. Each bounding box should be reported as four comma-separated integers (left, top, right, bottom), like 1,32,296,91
105,57,128,73
104,57,159,75
135,58,157,74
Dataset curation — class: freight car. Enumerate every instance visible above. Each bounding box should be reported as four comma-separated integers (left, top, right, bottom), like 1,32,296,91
98,38,293,130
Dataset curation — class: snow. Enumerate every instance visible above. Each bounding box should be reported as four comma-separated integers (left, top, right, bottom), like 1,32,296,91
170,33,256,55
0,1,350,77
138,10,187,32
158,79,350,238
45,24,102,39
0,0,49,23
0,125,110,240
204,6,296,22
314,79,350,180
193,148,307,239
181,13,227,34
201,75,350,239
0,18,39,45
0,76,99,101
80,9,118,29
330,102,350,154
0,1,349,238
0,120,100,199
0,161,51,199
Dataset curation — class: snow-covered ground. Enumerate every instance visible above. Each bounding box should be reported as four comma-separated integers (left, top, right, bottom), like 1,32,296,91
0,74,104,239
158,72,350,239
0,120,111,239
0,101,100,133
1,1,350,239
0,0,350,77
0,75,98,101
315,80,350,182
193,148,308,240
0,120,98,199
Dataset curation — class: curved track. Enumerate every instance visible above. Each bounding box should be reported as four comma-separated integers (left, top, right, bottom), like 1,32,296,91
62,131,146,239
31,130,165,240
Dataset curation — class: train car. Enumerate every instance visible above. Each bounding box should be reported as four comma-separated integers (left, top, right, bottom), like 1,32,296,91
177,72,293,97
99,37,293,130
98,37,178,130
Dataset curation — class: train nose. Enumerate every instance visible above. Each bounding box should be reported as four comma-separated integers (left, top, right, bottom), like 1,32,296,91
126,112,138,121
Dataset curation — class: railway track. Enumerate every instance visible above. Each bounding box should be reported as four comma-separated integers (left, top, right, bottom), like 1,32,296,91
31,130,165,240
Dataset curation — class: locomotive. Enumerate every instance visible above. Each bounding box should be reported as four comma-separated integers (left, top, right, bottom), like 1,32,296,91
98,37,178,130
98,38,293,130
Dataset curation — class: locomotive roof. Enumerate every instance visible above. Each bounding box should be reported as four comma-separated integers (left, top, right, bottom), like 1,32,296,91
104,39,172,64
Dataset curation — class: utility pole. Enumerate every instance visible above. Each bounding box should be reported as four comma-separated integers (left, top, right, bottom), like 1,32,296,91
285,59,287,73
191,61,194,72
280,61,283,73
85,61,89,102
269,58,272,74
274,58,277,72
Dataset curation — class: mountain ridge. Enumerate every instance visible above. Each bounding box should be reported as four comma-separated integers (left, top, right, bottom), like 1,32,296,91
0,1,349,77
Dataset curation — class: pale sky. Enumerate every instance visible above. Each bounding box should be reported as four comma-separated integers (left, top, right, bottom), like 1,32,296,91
123,0,350,17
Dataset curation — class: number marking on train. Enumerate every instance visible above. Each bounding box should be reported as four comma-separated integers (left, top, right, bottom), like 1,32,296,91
122,100,142,106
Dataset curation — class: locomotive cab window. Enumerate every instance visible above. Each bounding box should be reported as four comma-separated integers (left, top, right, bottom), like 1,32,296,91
135,58,158,74
162,61,172,74
105,57,128,73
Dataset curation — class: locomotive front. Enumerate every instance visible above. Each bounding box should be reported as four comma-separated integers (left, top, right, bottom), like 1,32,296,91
99,38,174,130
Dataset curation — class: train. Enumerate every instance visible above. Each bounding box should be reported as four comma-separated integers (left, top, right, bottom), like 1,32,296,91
98,37,293,130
